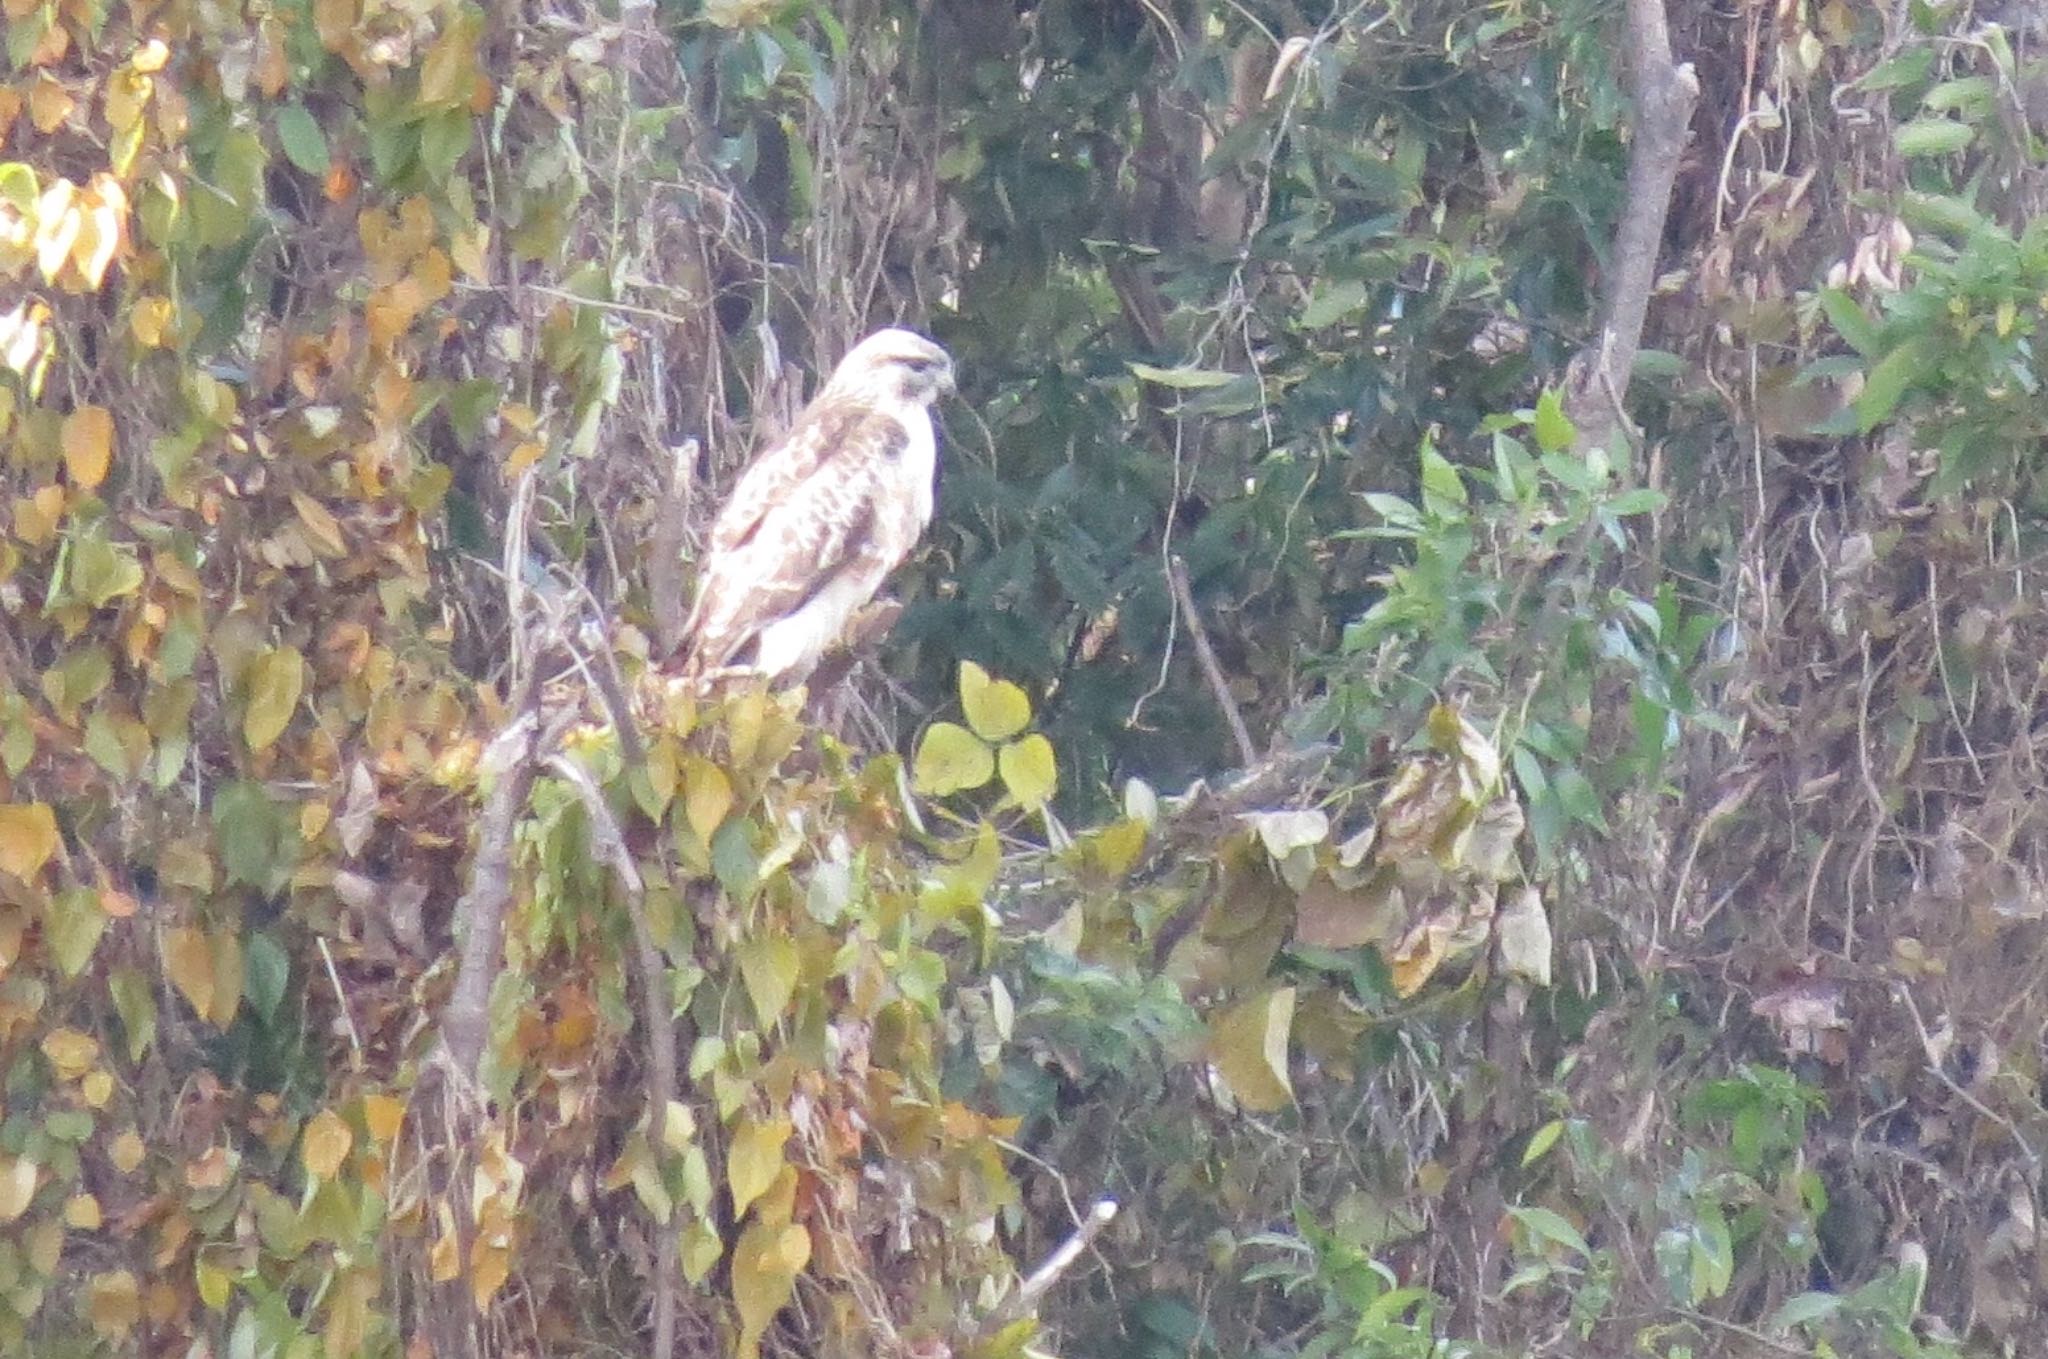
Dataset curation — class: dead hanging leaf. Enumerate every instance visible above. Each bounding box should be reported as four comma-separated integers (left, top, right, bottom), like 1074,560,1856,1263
0,802,60,879
336,761,378,857
1388,918,1454,998
1294,872,1403,950
1751,975,1849,1063
1496,886,1552,986
1208,986,1296,1112
1387,887,1497,997
1241,808,1330,861
1464,798,1525,881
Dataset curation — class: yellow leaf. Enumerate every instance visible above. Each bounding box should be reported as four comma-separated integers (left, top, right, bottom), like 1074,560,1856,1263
195,1254,230,1310
731,1219,804,1350
470,1237,511,1310
0,1155,38,1221
1207,987,1296,1113
243,645,305,752
81,1069,113,1107
1089,818,1148,878
132,38,169,72
208,927,242,1028
959,660,1031,741
28,73,72,133
110,1130,145,1173
726,1114,791,1221
998,734,1058,810
0,802,59,879
164,925,215,1020
33,180,81,282
40,1027,98,1080
429,1224,461,1282
736,936,799,1027
681,1218,723,1283
683,757,733,841
73,177,126,290
301,1108,353,1180
450,224,490,282
362,1093,406,1143
87,1270,140,1339
1387,919,1453,998
291,492,347,557
61,404,113,488
130,295,172,347
912,722,993,797
64,1192,100,1229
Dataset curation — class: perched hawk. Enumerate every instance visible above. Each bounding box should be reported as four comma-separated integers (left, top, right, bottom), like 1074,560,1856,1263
679,328,954,685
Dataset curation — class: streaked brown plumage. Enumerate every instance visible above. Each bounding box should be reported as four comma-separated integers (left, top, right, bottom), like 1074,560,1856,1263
680,328,954,685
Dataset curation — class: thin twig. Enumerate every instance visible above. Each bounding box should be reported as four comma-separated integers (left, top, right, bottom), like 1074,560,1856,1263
1895,982,2038,1166
1167,556,1258,766
318,935,363,1060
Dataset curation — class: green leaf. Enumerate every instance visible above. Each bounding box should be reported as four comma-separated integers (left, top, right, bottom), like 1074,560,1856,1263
1510,1205,1591,1259
958,661,1031,741
1818,289,1880,357
1894,117,1973,157
1769,1291,1843,1330
110,965,156,1062
276,104,331,176
1419,444,1467,510
69,535,143,608
1300,279,1371,329
1532,388,1576,454
912,722,994,796
45,886,107,979
244,932,290,1025
710,820,759,900
1604,487,1667,516
1551,765,1608,833
214,779,293,890
1521,1119,1564,1167
1854,335,1937,432
1127,362,1238,389
997,734,1057,810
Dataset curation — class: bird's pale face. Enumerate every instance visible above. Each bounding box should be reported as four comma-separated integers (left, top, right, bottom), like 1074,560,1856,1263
827,328,955,408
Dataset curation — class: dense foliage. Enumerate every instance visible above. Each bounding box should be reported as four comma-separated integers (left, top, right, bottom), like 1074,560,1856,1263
2,0,2046,1356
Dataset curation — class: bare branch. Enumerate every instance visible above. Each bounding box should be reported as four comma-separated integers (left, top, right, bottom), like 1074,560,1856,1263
1168,556,1258,766
1564,0,1700,458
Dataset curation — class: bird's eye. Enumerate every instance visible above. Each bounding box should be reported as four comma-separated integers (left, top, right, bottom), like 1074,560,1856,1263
904,357,932,372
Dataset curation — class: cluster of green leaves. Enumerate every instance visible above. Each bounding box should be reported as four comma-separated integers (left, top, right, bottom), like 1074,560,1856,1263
1323,396,1718,860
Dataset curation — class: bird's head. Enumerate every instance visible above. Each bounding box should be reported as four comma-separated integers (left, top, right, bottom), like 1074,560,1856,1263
825,328,955,409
